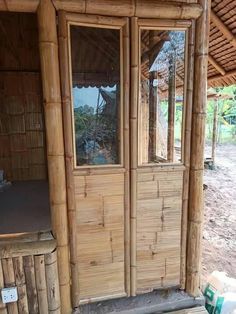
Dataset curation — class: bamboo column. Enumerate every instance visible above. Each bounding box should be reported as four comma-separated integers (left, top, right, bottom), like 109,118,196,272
212,98,218,166
123,18,131,297
58,10,80,308
186,0,211,296
167,57,176,162
130,16,138,296
180,22,195,290
37,0,71,312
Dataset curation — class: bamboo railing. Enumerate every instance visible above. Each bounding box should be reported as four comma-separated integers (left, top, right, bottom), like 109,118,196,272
0,233,60,314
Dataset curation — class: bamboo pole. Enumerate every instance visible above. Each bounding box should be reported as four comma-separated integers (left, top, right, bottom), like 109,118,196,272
51,0,202,19
186,0,211,297
58,10,80,309
13,257,29,314
34,255,48,314
2,258,19,314
0,0,39,12
37,1,71,312
23,256,38,314
0,261,7,314
130,16,138,296
123,17,130,297
180,22,195,290
45,251,61,314
148,31,158,163
212,98,218,166
167,57,176,162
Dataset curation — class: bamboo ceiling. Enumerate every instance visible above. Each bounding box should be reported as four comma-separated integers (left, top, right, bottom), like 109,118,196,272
208,0,236,87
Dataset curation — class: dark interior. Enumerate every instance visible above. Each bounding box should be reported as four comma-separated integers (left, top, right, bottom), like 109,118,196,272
0,12,51,234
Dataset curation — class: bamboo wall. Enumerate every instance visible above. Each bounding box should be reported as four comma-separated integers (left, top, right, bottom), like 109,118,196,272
0,13,47,181
74,173,126,301
0,233,60,314
136,167,184,293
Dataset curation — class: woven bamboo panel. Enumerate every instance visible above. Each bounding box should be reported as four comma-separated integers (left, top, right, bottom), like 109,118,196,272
136,169,183,293
74,173,125,300
0,72,47,181
0,13,45,181
0,236,60,314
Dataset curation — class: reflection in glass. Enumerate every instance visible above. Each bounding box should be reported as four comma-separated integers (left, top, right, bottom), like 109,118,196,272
139,29,185,164
70,25,120,166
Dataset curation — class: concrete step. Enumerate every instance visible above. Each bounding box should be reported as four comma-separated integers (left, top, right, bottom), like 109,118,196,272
77,289,205,314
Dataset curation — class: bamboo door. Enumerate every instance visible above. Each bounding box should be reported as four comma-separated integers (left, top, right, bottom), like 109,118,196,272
58,13,130,305
130,18,191,295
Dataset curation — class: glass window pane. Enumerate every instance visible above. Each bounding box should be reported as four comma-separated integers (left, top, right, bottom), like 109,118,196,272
139,29,186,164
70,25,121,166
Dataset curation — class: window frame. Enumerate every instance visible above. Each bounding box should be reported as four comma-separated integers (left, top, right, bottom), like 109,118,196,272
67,15,126,169
137,19,190,167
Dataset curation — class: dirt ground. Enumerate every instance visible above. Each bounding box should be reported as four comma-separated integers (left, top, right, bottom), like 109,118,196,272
202,143,236,284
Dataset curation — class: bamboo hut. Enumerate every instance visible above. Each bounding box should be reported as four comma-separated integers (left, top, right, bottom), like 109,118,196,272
0,0,235,313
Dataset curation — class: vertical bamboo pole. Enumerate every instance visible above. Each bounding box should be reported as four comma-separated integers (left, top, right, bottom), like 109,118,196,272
167,57,176,162
13,257,29,314
37,1,71,312
186,0,211,296
212,97,218,166
123,18,131,297
58,10,80,308
45,251,61,314
130,16,138,296
2,258,18,314
0,261,7,314
23,256,38,314
180,22,195,290
148,31,158,162
34,255,48,314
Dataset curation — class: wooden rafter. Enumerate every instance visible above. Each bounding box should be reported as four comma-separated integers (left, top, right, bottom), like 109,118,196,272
211,10,236,49
208,68,236,84
208,54,225,75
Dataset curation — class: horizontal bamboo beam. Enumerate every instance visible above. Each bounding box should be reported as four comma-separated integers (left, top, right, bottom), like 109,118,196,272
208,54,225,76
211,10,236,49
0,0,39,12
53,0,202,19
0,240,57,259
0,0,203,18
208,69,236,84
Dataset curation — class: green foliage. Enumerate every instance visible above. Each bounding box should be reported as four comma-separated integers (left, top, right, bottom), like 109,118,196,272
206,85,236,143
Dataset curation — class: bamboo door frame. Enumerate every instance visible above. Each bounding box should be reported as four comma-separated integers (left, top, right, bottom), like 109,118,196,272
130,17,195,295
58,12,130,306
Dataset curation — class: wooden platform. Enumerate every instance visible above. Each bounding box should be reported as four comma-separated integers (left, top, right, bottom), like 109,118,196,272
167,307,208,313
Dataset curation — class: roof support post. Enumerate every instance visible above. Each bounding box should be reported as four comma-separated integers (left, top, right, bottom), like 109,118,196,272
186,0,211,296
37,0,71,312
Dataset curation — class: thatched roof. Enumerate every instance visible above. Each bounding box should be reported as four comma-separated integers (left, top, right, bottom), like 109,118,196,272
208,0,236,87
